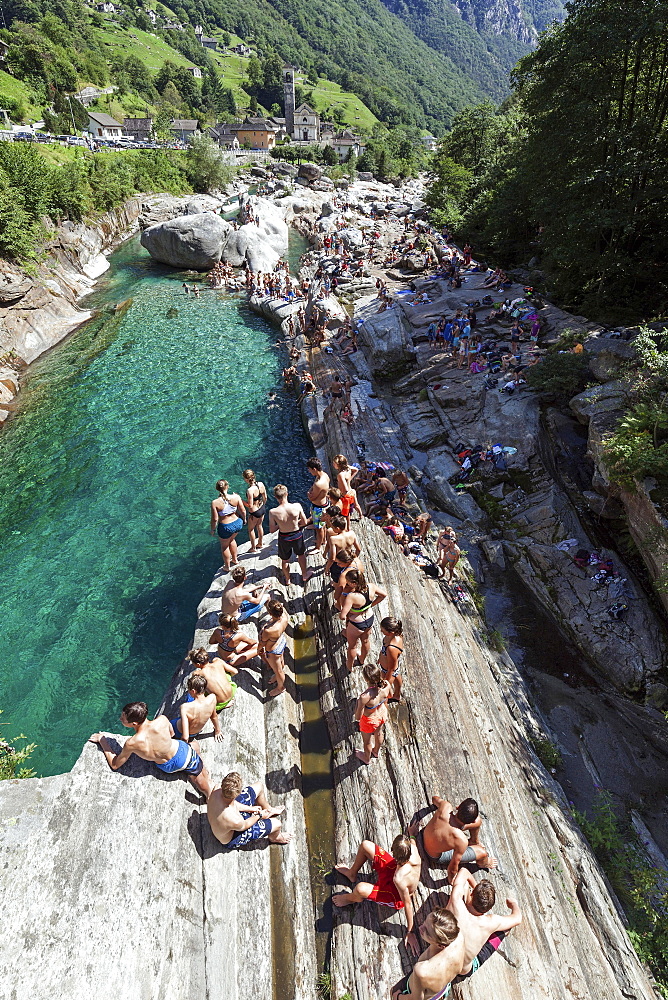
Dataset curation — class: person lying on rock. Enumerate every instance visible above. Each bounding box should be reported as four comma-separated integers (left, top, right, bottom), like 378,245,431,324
89,701,212,799
391,908,465,1000
421,796,498,883
220,565,269,622
169,673,223,743
207,771,292,849
447,871,522,986
187,647,236,710
333,826,422,952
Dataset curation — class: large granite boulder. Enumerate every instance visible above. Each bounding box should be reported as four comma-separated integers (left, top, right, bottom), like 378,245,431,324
297,162,322,183
337,227,364,249
356,297,416,379
222,225,280,273
140,214,231,270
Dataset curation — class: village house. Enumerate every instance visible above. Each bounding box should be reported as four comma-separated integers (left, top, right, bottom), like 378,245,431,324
124,117,153,142
233,117,278,150
330,129,365,162
186,66,202,78
86,110,124,139
267,116,288,140
170,119,199,143
96,1,117,12
231,43,252,57
208,124,241,150
0,39,9,63
420,134,439,151
194,24,218,50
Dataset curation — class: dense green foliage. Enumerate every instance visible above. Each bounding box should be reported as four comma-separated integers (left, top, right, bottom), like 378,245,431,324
603,327,668,502
524,350,590,402
427,0,668,321
0,144,191,261
0,710,36,780
0,0,507,133
574,791,668,996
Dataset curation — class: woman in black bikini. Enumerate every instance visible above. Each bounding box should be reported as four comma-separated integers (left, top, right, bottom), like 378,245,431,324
339,568,387,671
242,469,267,552
379,617,404,703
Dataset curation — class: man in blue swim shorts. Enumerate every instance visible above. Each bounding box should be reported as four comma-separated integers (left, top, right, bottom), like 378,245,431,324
207,771,293,848
90,701,212,798
221,565,269,621
306,456,330,553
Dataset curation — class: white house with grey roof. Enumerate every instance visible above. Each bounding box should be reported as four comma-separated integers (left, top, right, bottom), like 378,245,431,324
86,111,124,138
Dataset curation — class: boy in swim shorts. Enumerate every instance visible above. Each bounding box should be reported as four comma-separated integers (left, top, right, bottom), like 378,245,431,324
207,771,293,848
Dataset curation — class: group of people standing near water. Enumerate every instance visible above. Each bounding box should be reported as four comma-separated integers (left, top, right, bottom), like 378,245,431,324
89,444,521,997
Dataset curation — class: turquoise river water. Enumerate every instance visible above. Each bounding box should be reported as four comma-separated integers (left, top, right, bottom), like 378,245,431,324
0,236,313,775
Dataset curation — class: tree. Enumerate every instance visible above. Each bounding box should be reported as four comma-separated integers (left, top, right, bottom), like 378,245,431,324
185,134,231,192
425,149,471,224
322,144,337,166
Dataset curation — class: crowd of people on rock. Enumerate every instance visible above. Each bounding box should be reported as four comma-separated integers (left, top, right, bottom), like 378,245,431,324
88,188,529,998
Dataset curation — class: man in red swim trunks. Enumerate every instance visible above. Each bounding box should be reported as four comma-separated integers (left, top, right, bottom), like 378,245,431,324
332,827,422,952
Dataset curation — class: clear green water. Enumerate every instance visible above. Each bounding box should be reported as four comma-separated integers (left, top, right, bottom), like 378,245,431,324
0,236,312,775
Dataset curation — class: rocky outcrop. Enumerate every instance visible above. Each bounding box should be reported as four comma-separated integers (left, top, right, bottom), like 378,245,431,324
297,162,323,183
356,295,416,379
140,213,232,270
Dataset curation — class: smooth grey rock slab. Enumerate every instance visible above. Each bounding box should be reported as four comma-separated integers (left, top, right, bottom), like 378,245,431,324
140,214,231,270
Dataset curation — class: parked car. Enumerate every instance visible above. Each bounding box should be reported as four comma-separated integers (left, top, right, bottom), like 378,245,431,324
14,132,34,142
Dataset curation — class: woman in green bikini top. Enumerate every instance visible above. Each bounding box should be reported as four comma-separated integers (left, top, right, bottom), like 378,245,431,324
391,909,465,1000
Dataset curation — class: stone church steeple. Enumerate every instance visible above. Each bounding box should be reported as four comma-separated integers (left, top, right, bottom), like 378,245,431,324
283,66,295,136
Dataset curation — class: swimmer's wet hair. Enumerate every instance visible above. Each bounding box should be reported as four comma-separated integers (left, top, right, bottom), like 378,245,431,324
266,599,284,618
326,505,340,517
189,648,209,666
328,487,342,500
457,798,479,824
274,484,288,499
306,457,322,471
381,617,403,635
187,673,208,695
336,548,356,565
362,662,383,686
472,880,495,913
344,567,367,593
391,834,412,864
333,454,349,469
218,613,239,631
221,771,243,799
231,566,246,582
122,701,148,724
428,908,460,947
242,469,256,482
216,479,229,494
331,515,346,531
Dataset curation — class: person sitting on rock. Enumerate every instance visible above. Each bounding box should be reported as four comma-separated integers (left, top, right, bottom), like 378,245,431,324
220,565,269,622
89,701,212,799
447,871,522,986
169,672,223,743
420,795,498,883
187,647,237,711
207,771,292,849
391,908,465,999
209,613,259,668
333,826,422,952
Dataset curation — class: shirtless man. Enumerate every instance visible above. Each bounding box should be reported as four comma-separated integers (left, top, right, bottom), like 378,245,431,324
90,701,212,798
447,871,522,984
391,908,465,1000
366,473,397,517
333,826,422,951
259,598,289,696
332,454,363,529
207,771,292,848
269,484,312,585
170,673,223,742
422,796,497,883
188,647,236,710
306,457,330,553
221,565,270,621
325,515,361,580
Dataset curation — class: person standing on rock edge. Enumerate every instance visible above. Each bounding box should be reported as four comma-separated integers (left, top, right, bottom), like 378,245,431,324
421,796,498,884
379,616,404,703
89,701,212,799
339,568,387,671
306,457,330,553
353,663,391,764
269,483,313,586
207,771,292,849
242,468,267,552
332,454,363,529
447,870,522,985
259,598,289,696
333,825,422,953
210,479,246,572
